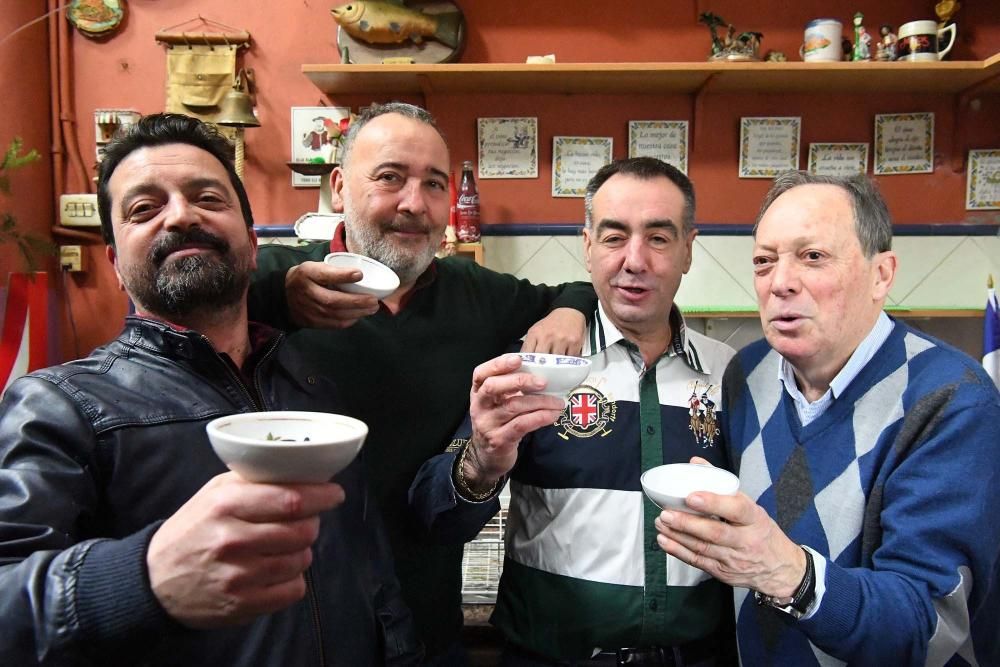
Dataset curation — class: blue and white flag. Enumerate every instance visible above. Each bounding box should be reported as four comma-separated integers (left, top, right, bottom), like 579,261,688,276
985,282,1000,390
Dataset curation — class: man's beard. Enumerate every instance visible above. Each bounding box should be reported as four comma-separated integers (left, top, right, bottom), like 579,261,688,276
121,228,252,319
344,209,440,286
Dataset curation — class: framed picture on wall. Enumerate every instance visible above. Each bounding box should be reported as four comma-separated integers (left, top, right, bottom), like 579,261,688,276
477,117,538,179
873,112,934,175
739,117,801,178
290,106,351,187
628,121,689,174
807,143,869,177
552,136,613,197
966,150,1000,210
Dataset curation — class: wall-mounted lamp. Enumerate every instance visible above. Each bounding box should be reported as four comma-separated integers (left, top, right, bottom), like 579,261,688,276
216,68,259,178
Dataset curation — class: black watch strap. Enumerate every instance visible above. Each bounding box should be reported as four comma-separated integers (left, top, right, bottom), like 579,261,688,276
753,546,817,618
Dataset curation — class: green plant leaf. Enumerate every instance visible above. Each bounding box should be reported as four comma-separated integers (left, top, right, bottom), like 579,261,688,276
1,137,48,271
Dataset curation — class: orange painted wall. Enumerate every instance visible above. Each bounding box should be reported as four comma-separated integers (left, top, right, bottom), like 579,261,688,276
0,1,53,281
4,0,1000,359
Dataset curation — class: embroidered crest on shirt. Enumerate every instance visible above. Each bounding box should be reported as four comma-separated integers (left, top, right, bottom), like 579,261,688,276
556,385,617,439
688,381,720,448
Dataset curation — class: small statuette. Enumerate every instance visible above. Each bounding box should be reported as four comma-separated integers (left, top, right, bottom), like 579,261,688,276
852,12,872,61
875,24,898,61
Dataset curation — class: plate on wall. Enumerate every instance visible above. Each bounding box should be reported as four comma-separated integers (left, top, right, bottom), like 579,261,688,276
67,0,126,38
335,1,465,64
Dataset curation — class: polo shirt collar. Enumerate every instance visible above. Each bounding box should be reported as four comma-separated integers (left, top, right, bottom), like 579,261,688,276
587,301,709,375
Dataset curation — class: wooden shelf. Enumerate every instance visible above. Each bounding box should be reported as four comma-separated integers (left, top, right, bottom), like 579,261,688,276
455,242,483,265
304,55,1000,97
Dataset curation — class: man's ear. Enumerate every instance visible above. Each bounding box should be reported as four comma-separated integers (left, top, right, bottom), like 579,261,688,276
105,245,126,292
582,227,593,275
872,250,897,301
330,167,346,214
682,228,698,274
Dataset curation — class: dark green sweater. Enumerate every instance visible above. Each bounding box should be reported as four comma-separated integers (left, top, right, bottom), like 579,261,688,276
249,240,596,658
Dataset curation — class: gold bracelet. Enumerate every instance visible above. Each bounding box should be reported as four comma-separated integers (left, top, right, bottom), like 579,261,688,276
453,439,502,502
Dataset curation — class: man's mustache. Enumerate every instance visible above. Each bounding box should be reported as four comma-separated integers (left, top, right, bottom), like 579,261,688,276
150,228,230,265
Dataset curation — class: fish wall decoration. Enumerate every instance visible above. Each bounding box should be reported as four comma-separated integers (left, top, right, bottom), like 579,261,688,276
331,0,461,49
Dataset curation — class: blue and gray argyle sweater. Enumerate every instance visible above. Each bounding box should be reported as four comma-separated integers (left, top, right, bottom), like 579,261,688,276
721,319,1000,666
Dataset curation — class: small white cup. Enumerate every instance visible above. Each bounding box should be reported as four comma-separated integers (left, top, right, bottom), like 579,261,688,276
640,463,740,515
897,20,957,61
516,352,591,397
801,19,843,62
323,252,400,299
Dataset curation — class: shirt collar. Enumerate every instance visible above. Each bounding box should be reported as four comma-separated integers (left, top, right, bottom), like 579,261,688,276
586,301,710,375
779,310,895,402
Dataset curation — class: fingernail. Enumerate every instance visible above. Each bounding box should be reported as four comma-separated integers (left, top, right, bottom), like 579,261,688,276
688,494,705,509
660,510,675,525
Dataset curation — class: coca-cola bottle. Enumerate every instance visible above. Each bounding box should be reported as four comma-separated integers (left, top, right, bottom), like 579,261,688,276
436,171,458,257
456,160,481,243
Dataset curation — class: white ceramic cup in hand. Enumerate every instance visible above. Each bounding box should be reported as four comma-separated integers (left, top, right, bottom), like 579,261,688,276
641,463,740,515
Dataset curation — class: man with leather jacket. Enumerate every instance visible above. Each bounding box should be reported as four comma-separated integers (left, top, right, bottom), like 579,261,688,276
0,114,420,665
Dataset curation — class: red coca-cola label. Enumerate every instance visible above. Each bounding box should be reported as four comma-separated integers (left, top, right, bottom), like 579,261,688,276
456,194,480,242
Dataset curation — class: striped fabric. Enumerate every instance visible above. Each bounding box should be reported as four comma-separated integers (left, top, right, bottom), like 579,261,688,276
493,304,737,660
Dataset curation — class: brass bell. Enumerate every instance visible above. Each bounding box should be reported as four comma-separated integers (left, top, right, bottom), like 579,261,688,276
216,69,260,128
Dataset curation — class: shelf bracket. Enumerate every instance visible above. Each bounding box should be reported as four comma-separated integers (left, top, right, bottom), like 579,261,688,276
950,70,1000,173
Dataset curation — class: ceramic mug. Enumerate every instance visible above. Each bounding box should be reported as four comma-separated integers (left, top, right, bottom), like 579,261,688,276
897,20,957,61
801,19,843,62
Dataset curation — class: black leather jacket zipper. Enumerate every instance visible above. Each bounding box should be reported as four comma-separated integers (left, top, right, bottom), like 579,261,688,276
304,567,326,665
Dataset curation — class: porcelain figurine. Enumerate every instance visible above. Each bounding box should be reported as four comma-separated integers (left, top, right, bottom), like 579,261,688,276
851,13,872,61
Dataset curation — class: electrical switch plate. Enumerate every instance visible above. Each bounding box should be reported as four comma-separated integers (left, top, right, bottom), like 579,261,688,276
59,193,100,227
59,245,84,272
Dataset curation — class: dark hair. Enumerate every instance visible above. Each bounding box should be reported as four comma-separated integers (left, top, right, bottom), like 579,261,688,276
339,102,445,169
754,170,892,257
584,157,695,232
97,113,253,246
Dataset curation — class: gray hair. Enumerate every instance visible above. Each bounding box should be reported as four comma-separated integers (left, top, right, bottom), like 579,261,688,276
340,102,445,169
754,170,892,257
583,157,695,232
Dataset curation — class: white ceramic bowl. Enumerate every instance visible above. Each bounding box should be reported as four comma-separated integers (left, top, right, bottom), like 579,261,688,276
206,411,368,484
640,463,740,514
517,352,592,397
323,252,400,299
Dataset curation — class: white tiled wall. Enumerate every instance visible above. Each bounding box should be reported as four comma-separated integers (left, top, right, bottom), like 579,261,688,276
260,232,996,358
482,234,999,359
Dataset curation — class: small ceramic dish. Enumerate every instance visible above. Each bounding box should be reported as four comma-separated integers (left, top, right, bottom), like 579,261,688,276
517,352,592,397
323,252,400,299
640,463,740,514
206,411,368,484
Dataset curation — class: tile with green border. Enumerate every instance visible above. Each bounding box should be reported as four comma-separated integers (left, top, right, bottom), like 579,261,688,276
676,238,757,311
888,237,965,306
897,238,993,309
482,236,549,276
512,238,590,285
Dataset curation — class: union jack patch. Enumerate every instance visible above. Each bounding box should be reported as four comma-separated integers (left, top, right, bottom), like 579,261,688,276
556,385,617,440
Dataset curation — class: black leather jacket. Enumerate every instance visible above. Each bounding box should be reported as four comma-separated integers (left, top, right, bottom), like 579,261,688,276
0,317,420,666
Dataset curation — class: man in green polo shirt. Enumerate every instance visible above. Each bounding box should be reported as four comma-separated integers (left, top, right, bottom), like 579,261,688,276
248,102,595,664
